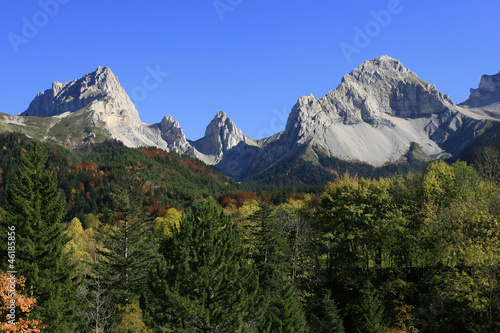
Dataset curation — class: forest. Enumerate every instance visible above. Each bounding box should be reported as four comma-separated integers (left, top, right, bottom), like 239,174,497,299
0,131,500,332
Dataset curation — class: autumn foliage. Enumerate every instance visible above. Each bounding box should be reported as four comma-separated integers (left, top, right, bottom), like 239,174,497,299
0,273,44,332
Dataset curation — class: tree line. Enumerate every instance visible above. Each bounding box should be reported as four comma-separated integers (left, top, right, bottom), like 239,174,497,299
1,138,500,332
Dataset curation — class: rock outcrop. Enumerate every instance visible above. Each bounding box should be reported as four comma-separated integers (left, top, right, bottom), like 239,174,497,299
460,72,500,113
192,111,257,158
21,67,140,122
157,115,192,153
17,67,199,154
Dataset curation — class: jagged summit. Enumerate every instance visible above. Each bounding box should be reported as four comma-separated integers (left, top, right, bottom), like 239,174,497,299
20,67,139,122
157,115,192,153
191,111,252,160
280,56,490,166
347,55,411,79
461,72,500,111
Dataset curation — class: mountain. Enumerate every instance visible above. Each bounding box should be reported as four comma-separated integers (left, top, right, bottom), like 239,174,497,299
3,56,500,184
272,56,496,164
460,71,500,114
236,56,499,182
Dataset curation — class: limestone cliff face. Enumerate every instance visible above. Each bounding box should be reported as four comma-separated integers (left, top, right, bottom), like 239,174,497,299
21,67,140,124
275,55,494,167
19,67,155,148
17,67,198,154
158,115,193,153
192,111,253,158
460,72,500,112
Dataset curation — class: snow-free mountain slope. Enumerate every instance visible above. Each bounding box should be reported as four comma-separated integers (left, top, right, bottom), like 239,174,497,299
3,56,500,182
460,71,500,114
269,55,496,167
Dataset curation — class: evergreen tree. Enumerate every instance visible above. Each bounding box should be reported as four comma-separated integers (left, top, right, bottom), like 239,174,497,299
93,190,158,309
144,198,259,332
310,291,345,333
0,140,80,331
356,283,387,333
252,204,307,333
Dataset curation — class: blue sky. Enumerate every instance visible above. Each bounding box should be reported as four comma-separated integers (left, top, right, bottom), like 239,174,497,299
1,1,499,140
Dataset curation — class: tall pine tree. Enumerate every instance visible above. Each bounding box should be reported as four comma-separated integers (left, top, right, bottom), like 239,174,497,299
95,190,158,305
144,198,259,332
309,291,345,333
90,190,158,331
252,204,307,333
356,282,387,333
0,140,80,331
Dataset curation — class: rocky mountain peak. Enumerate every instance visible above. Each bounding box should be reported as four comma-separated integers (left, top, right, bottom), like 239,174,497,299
341,55,420,93
191,111,246,158
280,55,470,166
20,66,140,123
461,72,500,109
158,115,192,153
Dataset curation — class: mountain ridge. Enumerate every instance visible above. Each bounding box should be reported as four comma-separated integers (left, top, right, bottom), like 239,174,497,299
4,55,500,182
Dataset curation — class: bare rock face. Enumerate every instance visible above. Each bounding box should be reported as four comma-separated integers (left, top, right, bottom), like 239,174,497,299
7,57,499,181
192,111,253,159
461,72,500,112
21,67,140,123
16,67,200,154
274,55,494,167
19,67,154,148
158,115,193,153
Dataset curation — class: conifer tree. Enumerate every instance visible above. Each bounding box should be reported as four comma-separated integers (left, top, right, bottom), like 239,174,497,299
356,283,387,333
310,291,345,333
144,198,259,332
252,204,307,333
0,140,80,331
94,190,158,309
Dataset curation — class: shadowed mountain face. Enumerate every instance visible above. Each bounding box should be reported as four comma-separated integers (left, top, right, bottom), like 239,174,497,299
3,56,500,181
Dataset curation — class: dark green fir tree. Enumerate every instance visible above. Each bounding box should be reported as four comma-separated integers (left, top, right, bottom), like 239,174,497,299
144,198,259,332
252,204,307,333
94,190,158,306
310,291,345,333
0,140,80,332
356,282,387,333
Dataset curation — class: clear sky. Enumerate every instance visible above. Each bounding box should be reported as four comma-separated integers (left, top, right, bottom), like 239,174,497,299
1,1,499,140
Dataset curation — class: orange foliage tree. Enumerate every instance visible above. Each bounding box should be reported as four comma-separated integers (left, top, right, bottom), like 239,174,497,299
0,273,44,332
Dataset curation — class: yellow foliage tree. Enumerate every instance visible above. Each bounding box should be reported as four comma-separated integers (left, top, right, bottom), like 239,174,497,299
64,217,98,276
115,300,152,333
153,208,181,241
